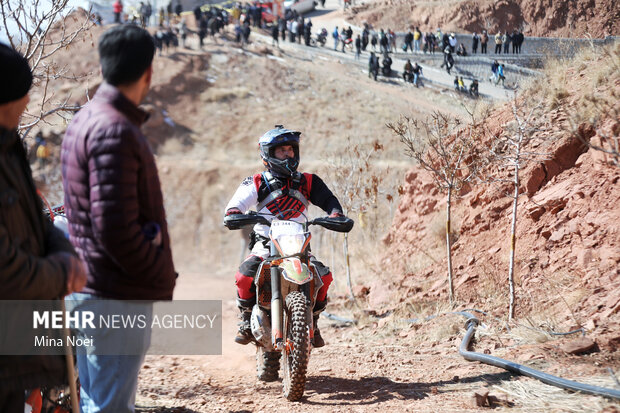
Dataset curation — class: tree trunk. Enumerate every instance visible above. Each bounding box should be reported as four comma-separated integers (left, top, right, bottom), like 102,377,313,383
508,161,520,321
446,189,454,305
343,233,358,307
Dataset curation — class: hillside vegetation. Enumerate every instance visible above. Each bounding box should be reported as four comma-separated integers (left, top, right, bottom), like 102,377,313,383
382,41,619,345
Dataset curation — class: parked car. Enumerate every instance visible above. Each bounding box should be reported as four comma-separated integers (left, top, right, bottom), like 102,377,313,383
284,0,316,15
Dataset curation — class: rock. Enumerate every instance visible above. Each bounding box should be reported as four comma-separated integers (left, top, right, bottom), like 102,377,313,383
488,392,512,407
527,204,546,221
549,228,566,242
472,390,489,407
561,337,598,355
605,335,620,352
525,164,546,196
456,273,478,289
467,256,476,265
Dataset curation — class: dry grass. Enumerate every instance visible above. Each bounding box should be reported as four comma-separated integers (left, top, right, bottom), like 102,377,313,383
492,376,620,413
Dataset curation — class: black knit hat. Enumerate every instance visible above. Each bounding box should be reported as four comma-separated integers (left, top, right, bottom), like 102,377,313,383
0,43,33,104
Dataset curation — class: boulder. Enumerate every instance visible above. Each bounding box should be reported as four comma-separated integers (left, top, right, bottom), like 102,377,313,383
560,337,598,355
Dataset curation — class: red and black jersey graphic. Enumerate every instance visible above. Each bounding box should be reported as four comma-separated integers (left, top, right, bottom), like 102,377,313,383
265,194,307,219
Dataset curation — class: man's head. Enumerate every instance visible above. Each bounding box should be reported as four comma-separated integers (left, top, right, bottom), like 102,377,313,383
258,125,301,178
0,43,32,129
99,25,155,90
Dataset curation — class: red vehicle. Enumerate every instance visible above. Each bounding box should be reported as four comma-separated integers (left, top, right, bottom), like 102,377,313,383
260,4,277,24
258,1,278,24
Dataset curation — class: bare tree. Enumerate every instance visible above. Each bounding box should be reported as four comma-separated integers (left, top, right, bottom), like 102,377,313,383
325,138,393,307
1,0,93,137
387,112,481,305
486,94,545,321
564,44,620,167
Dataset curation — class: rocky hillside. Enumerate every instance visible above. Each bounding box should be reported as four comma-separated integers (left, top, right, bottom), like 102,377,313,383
347,0,619,37
381,42,619,350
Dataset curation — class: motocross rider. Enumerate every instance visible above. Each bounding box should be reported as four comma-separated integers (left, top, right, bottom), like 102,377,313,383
224,125,346,348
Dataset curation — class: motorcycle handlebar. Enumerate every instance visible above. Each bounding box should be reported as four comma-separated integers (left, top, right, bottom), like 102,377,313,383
223,212,354,233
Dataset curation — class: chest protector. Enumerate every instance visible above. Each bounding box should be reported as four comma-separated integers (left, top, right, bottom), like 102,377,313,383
257,171,309,218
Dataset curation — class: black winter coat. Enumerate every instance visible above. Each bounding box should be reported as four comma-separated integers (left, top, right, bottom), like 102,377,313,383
0,127,74,390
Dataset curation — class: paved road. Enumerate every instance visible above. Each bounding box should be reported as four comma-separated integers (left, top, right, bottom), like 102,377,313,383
249,0,536,101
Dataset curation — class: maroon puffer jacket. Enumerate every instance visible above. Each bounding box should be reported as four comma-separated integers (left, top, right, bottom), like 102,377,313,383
61,83,176,300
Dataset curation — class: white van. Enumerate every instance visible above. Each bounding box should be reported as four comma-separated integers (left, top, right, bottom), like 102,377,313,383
284,0,316,14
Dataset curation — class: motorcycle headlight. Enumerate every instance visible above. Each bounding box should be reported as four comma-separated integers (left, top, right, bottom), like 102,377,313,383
275,234,305,256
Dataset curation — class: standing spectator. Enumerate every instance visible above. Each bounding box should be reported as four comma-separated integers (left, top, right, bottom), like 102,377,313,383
511,29,519,53
425,31,435,53
178,18,188,47
489,59,499,83
362,26,369,51
61,25,176,413
368,51,378,81
304,19,313,46
234,22,242,43
494,31,502,54
271,22,279,47
448,32,457,52
379,29,388,54
442,31,450,52
139,2,147,27
36,138,49,168
243,20,252,45
298,18,305,44
166,1,172,23
0,43,87,412
198,15,208,47
232,3,241,24
515,30,524,54
441,46,454,74
388,29,396,53
113,0,123,23
279,17,286,41
404,29,413,53
496,62,505,86
291,19,298,43
145,2,152,26
472,31,479,54
194,5,202,26
480,30,488,53
370,32,378,51
503,31,511,54
412,62,423,87
175,2,182,17
242,21,251,45
340,26,347,52
355,34,361,60
413,26,422,52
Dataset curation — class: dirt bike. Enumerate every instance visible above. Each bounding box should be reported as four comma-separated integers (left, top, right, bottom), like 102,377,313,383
224,210,353,401
310,28,327,47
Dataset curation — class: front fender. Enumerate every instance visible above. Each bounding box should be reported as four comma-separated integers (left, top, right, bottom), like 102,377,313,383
280,258,312,285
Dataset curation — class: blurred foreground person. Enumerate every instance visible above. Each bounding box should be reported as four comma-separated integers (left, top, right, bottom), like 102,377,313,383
0,43,86,412
61,25,176,413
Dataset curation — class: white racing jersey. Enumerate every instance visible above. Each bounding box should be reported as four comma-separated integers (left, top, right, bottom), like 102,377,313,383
225,171,342,238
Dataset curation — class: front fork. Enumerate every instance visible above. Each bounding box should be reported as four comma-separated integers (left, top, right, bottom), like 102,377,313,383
270,242,284,350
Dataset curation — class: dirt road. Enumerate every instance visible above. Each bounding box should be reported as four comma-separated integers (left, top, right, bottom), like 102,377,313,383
135,270,514,412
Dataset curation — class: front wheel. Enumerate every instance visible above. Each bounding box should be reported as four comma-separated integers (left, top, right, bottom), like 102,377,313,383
282,291,311,401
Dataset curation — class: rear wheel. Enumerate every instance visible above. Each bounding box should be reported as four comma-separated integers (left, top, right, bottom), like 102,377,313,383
256,346,281,382
282,291,311,401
